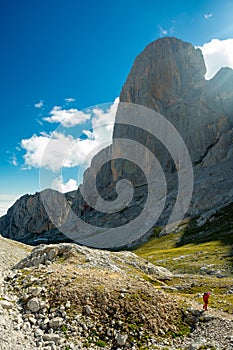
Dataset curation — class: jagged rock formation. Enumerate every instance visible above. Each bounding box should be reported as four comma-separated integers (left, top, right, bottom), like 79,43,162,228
14,243,173,280
0,37,233,246
0,191,53,242
0,190,75,244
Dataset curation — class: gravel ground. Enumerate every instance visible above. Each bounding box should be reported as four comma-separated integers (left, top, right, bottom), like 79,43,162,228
1,236,233,350
0,236,36,350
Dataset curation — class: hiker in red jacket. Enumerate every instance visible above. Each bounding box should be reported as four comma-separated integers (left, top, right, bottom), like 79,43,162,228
203,292,211,311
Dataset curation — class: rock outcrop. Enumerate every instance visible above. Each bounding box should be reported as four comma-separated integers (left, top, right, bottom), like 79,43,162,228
0,190,53,242
0,189,75,244
14,242,173,280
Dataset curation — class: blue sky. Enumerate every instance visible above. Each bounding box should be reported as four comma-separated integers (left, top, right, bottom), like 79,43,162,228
1,0,233,215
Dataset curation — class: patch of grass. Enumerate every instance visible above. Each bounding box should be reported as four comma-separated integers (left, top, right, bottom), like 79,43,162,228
135,235,233,275
128,291,152,302
128,323,138,331
95,340,107,347
210,293,233,313
142,274,164,286
134,207,233,276
56,257,66,264
16,268,34,288
94,284,105,292
61,325,68,333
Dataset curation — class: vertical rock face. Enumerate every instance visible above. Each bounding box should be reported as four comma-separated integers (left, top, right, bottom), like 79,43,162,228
115,37,232,165
120,37,206,110
112,36,233,219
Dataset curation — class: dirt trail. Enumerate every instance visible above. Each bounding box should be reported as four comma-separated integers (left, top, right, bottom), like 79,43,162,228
188,298,233,321
175,293,233,323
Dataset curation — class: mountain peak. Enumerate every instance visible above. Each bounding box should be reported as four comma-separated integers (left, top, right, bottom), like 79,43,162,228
120,37,206,109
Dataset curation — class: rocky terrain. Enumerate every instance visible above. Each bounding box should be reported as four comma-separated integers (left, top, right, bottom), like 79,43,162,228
0,236,36,349
1,234,233,349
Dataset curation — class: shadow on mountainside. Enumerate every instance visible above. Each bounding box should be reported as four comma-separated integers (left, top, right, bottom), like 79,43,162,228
176,203,233,262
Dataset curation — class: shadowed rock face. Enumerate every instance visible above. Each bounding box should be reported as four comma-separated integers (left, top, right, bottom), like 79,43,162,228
0,190,74,244
0,37,233,246
0,191,53,242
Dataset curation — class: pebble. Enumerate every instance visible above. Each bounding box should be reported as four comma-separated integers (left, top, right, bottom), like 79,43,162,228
27,298,41,312
49,317,63,329
42,333,60,343
84,305,93,315
1,300,14,309
116,332,128,346
30,286,43,296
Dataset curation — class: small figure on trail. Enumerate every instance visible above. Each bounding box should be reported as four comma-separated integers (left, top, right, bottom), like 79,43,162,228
203,292,211,311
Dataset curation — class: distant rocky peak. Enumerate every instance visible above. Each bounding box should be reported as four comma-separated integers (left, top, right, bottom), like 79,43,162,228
207,66,233,95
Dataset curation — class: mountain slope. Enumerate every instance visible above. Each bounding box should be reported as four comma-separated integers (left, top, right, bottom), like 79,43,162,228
1,235,233,349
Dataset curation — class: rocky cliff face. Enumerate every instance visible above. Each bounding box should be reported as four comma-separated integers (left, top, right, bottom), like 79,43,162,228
115,37,232,166
0,37,233,246
112,37,233,219
0,191,53,242
0,190,74,244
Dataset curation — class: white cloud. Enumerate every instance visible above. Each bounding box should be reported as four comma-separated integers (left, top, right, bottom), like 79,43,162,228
9,154,18,166
21,130,100,172
52,176,78,193
204,13,213,20
159,26,168,35
91,97,118,140
65,97,76,103
21,98,119,174
158,24,175,36
43,106,91,127
198,38,233,79
0,194,20,217
21,132,75,172
35,100,44,109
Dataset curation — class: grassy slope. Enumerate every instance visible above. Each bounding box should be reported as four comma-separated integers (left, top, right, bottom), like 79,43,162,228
134,203,233,313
